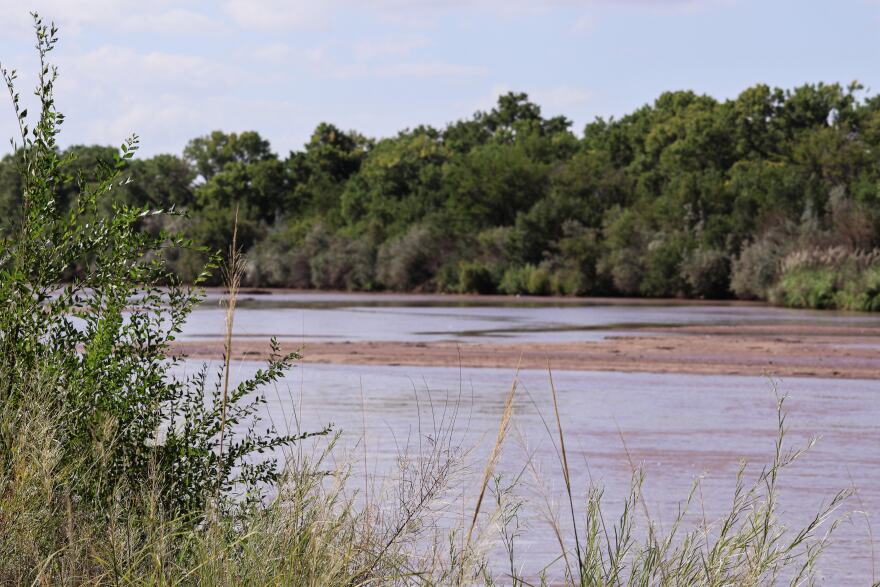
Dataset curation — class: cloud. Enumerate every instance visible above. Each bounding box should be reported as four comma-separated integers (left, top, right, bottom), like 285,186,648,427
531,86,593,112
59,46,226,92
353,36,430,61
0,1,220,36
374,62,487,78
223,0,329,30
289,41,488,80
318,60,487,80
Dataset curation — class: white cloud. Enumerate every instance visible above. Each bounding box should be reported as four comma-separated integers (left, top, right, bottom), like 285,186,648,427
117,9,222,34
312,59,487,80
532,86,593,112
374,62,487,78
223,0,329,30
290,41,487,80
353,36,430,61
0,1,220,36
571,14,596,33
59,46,226,92
252,42,294,63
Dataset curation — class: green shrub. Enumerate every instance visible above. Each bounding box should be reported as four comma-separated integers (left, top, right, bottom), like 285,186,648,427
377,224,442,290
858,267,880,311
527,265,552,295
247,224,312,288
731,233,787,300
639,235,689,297
775,268,837,309
307,225,374,290
498,264,534,294
457,261,496,294
497,264,553,296
550,267,588,296
834,266,880,311
0,15,325,520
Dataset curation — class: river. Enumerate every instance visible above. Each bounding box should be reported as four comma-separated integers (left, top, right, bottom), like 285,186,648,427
178,292,880,583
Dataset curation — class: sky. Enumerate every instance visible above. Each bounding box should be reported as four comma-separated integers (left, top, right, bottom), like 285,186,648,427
0,0,878,157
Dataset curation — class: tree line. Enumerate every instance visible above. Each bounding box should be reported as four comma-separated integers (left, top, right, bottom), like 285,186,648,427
3,85,880,309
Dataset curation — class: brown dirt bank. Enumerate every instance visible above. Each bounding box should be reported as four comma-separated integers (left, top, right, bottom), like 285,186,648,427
169,326,880,379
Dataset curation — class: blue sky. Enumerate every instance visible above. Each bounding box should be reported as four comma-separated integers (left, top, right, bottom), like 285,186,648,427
0,0,878,156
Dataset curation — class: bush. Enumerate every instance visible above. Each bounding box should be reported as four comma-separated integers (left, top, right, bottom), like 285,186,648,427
838,267,880,311
0,16,325,521
306,225,375,290
774,267,837,309
247,224,312,288
457,261,496,294
681,248,731,298
639,235,689,298
731,235,786,300
550,267,588,296
498,264,553,296
768,246,880,310
527,264,552,295
498,264,533,294
377,223,445,290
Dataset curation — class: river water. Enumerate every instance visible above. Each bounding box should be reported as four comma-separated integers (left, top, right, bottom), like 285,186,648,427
182,291,880,343
180,293,880,583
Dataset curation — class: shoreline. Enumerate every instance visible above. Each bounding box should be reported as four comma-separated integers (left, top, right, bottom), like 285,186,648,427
204,288,780,308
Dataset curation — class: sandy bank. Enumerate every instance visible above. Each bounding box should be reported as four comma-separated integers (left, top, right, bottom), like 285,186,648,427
169,323,880,379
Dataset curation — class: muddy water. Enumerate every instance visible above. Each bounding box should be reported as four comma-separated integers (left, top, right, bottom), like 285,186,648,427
187,359,879,583
182,292,880,343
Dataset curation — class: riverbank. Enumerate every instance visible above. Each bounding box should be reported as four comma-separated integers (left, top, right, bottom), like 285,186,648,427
170,321,880,379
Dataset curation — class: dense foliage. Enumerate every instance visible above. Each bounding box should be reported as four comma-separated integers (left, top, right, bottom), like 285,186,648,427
4,61,880,310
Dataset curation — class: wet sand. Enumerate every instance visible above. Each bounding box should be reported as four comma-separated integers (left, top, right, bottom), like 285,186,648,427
169,321,880,378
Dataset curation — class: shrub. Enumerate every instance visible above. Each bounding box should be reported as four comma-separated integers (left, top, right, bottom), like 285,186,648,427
458,261,496,294
681,247,731,298
639,235,689,297
497,264,553,296
840,267,880,311
527,264,552,295
247,225,312,288
498,264,533,294
0,15,325,521
771,247,880,311
550,267,588,296
306,224,375,290
377,223,445,290
774,268,837,309
731,235,786,300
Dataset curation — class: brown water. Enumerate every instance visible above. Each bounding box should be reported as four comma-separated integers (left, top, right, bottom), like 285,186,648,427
184,358,880,583
183,292,880,343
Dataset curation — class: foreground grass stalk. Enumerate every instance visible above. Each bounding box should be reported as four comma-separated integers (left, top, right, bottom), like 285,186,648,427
549,364,584,581
465,360,521,553
215,207,242,500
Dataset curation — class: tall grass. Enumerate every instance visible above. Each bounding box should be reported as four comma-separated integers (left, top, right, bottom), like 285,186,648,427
773,246,880,311
0,362,859,585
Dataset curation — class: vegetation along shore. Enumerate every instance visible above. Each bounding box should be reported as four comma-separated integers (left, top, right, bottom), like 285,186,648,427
3,61,880,310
